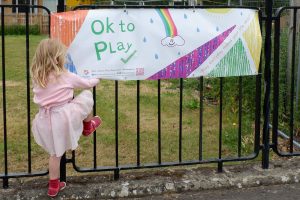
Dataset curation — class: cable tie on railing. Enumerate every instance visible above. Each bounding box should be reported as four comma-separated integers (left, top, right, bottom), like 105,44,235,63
124,3,127,13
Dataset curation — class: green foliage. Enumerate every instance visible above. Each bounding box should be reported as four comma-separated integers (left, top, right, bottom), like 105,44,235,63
184,99,199,110
171,76,257,114
222,116,255,155
275,26,300,134
1,24,40,35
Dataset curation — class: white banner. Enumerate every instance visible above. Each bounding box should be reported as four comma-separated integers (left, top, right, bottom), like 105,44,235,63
51,8,262,80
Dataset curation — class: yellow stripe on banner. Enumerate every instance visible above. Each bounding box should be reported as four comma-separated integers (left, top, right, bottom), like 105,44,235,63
66,0,95,7
242,13,262,70
206,8,232,14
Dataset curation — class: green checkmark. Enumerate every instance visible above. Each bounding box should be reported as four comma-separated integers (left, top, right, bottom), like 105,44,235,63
121,50,137,64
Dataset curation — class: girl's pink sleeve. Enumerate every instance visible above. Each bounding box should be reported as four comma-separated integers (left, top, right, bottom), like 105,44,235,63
66,71,99,89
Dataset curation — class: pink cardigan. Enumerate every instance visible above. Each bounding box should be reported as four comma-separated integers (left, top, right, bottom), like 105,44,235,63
33,71,99,108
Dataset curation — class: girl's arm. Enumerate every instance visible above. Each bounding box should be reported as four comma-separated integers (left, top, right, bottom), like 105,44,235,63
66,71,99,89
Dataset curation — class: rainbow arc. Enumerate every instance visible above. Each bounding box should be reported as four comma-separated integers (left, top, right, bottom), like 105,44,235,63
156,9,178,38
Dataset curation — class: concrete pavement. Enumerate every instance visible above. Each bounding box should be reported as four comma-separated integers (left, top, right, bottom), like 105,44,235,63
136,182,300,199
1,157,300,199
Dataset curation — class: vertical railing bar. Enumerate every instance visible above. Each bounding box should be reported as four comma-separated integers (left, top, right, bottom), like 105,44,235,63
55,3,67,183
115,81,119,167
179,78,183,162
72,150,76,167
114,80,119,179
137,80,140,166
238,77,242,157
255,63,262,153
1,6,9,189
289,8,297,153
93,87,97,168
272,14,280,148
262,0,273,169
199,77,203,160
25,4,31,174
60,154,66,182
57,0,65,12
158,80,161,164
218,77,223,172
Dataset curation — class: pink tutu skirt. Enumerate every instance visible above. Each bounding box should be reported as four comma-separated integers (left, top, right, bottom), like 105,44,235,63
32,90,94,157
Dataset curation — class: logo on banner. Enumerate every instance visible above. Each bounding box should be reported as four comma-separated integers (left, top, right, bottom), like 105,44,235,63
136,68,144,76
84,70,90,75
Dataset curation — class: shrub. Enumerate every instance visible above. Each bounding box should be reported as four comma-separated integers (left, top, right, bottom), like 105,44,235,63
0,24,40,35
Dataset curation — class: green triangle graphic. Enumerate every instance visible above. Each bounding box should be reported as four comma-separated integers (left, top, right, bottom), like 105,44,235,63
208,39,252,77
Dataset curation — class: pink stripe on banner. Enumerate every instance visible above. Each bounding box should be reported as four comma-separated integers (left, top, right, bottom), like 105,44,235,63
147,25,236,80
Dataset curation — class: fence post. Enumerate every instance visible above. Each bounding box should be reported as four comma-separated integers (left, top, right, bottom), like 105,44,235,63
218,162,223,173
3,178,8,189
57,0,65,12
114,169,120,180
1,6,9,189
60,154,67,182
56,1,67,182
262,0,273,169
114,81,119,180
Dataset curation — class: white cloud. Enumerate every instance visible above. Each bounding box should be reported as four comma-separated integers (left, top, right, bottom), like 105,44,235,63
161,35,185,47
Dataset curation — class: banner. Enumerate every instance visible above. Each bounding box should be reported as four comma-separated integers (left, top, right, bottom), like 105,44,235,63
51,8,262,80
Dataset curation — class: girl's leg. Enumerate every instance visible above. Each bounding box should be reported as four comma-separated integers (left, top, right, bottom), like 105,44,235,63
48,155,66,197
49,155,61,179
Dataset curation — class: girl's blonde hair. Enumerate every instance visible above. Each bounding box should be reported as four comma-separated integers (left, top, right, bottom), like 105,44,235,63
30,38,67,88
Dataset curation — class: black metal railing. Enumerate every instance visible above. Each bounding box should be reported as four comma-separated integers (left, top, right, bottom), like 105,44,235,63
0,4,51,188
2,1,297,189
69,4,262,176
272,6,300,157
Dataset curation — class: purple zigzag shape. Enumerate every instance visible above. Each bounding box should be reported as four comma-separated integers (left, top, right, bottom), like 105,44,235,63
147,25,236,80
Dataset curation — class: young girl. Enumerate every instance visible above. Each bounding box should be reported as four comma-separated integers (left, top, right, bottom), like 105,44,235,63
30,38,102,197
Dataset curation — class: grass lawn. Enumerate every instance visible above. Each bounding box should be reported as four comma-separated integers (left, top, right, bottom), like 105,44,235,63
0,35,258,175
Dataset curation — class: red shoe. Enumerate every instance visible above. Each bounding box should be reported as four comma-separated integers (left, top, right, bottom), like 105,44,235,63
82,116,102,136
47,179,66,198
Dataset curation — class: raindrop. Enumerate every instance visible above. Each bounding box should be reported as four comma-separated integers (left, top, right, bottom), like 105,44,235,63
178,52,181,55
184,14,188,19
155,54,159,59
216,26,219,32
143,37,147,43
197,28,200,32
240,12,243,16
150,18,154,23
